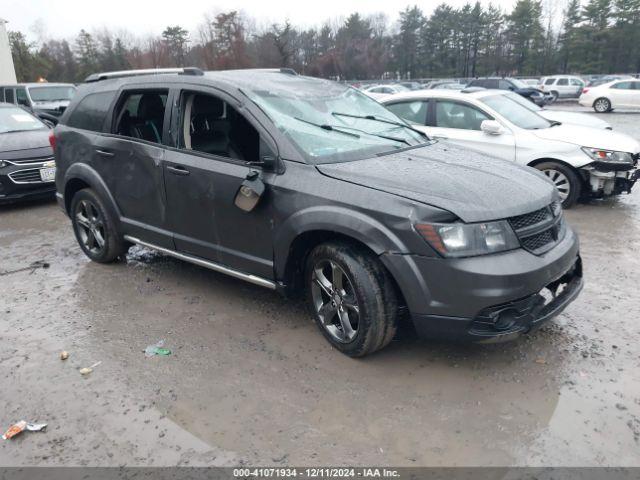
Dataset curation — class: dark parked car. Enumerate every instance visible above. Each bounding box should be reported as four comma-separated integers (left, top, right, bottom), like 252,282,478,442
0,83,76,126
53,68,583,356
467,77,549,105
0,103,56,204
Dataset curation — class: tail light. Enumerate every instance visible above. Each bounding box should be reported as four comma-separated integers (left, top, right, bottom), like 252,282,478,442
48,131,56,152
581,88,589,94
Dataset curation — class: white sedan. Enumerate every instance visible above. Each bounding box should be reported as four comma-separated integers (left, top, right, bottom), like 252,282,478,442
362,84,410,101
381,89,639,207
579,79,640,112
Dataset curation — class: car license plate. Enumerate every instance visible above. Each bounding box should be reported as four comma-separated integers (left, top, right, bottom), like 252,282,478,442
40,166,56,182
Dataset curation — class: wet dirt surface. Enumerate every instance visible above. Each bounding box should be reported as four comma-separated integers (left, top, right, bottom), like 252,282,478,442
1,105,639,466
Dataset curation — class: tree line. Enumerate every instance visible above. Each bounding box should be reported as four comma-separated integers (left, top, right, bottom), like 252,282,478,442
8,0,640,84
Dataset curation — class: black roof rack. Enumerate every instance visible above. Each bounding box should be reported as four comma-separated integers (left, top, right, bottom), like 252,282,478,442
84,67,205,83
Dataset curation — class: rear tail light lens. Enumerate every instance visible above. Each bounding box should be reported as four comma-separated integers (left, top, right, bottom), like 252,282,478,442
49,131,56,152
581,88,589,94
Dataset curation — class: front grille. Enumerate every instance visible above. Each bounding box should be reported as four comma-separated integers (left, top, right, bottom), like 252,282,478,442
4,155,54,165
521,229,555,252
9,168,45,184
509,202,564,255
509,206,552,230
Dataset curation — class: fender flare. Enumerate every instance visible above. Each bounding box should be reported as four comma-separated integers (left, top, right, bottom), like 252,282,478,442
63,163,122,230
273,205,408,279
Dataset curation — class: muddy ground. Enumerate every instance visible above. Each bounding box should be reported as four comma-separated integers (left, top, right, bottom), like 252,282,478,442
1,103,639,467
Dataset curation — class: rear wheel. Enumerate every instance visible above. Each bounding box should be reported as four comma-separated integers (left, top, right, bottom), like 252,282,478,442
534,161,581,208
70,188,127,263
305,242,398,357
593,97,611,113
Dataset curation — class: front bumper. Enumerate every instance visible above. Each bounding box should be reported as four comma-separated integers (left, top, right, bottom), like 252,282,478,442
0,170,56,204
584,164,638,196
381,225,582,342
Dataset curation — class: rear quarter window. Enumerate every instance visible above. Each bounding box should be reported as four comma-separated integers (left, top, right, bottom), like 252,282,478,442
65,91,116,132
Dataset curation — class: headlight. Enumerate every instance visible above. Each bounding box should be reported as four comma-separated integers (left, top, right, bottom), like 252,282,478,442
0,160,7,168
581,147,633,164
415,221,520,257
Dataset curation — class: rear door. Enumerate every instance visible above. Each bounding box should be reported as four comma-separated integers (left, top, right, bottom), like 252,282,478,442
425,98,516,161
97,87,173,248
162,86,278,279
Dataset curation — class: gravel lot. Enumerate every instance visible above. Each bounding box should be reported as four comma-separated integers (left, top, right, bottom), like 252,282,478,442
0,103,639,467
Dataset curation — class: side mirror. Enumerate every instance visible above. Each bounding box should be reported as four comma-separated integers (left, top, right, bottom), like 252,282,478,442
246,155,277,170
481,120,504,135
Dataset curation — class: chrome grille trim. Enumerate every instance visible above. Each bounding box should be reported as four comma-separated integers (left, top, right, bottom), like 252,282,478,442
1,156,55,166
8,168,52,184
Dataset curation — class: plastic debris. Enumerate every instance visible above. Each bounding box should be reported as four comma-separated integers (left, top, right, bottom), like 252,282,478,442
145,340,171,357
2,421,48,440
2,421,26,440
79,361,102,375
26,422,47,432
60,351,69,360
0,260,50,277
535,357,547,364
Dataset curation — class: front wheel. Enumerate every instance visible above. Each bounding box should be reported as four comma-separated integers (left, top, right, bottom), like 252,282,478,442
593,97,611,113
534,161,582,208
70,188,127,263
305,242,398,357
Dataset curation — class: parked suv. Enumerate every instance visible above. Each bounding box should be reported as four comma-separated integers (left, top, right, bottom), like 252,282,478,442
53,68,583,356
0,83,76,126
538,75,585,101
467,77,549,105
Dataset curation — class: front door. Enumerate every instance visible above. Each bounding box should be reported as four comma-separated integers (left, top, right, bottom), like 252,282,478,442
163,88,277,279
424,99,516,161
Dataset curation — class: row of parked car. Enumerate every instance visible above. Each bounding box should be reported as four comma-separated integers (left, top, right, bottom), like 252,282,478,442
361,74,640,112
0,67,636,356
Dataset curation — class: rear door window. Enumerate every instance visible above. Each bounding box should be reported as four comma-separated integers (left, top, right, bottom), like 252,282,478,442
4,88,15,103
557,78,569,86
66,91,117,132
113,90,169,144
612,82,633,90
385,101,428,125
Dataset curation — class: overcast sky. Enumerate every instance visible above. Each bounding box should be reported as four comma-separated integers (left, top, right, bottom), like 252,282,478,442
4,0,524,41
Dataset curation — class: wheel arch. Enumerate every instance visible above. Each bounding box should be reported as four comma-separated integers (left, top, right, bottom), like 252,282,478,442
63,163,122,230
274,207,408,298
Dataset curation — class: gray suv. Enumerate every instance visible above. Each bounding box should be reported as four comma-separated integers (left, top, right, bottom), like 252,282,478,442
53,68,583,356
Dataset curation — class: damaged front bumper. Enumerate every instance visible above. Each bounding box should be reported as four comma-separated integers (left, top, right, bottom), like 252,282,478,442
381,223,582,342
582,160,638,197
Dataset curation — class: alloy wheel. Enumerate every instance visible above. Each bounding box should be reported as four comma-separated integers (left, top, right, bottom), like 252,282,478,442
542,168,570,202
75,200,106,255
594,98,610,112
311,260,360,343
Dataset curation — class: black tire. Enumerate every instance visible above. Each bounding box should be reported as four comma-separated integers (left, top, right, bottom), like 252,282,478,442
550,91,559,103
593,97,611,113
305,241,398,357
70,188,127,263
534,161,582,209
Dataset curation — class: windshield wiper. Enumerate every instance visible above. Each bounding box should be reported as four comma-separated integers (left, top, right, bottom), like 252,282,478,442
294,117,360,138
331,112,428,138
331,124,410,145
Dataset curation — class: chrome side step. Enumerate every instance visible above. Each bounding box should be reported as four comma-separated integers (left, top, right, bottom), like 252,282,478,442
123,235,277,290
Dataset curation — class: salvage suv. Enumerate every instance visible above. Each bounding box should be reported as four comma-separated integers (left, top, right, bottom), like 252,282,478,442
53,68,583,356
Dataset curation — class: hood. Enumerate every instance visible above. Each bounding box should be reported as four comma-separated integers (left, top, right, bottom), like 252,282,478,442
0,129,51,154
531,124,640,154
515,87,542,95
538,110,611,130
316,142,556,223
33,100,69,115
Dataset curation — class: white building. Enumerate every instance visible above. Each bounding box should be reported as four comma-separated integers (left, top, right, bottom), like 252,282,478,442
0,18,17,84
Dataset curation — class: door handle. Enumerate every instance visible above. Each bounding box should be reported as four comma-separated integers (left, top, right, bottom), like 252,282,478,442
167,165,190,176
95,149,114,157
